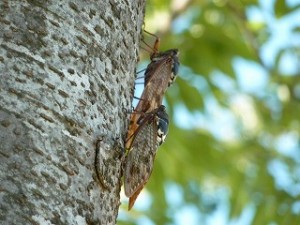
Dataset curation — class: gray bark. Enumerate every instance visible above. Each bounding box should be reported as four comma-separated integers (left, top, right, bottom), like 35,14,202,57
0,0,145,224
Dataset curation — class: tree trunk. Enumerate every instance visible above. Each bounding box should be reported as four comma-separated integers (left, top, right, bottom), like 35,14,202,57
0,0,145,224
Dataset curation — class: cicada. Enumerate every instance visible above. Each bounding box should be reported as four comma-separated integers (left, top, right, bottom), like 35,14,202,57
125,35,179,149
142,30,180,87
124,105,169,210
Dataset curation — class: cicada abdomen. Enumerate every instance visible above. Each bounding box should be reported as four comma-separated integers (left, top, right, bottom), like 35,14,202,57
124,105,169,210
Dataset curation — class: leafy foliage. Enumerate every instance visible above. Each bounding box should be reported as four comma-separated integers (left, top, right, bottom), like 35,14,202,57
119,0,300,224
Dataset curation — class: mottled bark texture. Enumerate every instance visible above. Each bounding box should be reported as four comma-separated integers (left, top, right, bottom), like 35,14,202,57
0,0,145,224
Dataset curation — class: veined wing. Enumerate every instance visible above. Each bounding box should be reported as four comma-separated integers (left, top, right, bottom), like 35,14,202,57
125,105,169,210
124,110,157,198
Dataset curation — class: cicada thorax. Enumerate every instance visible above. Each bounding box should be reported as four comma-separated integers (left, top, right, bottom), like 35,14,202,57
124,105,169,210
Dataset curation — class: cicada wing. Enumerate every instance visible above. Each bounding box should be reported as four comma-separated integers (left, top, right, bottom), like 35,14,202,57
125,97,153,150
143,56,177,109
125,111,140,149
144,60,161,86
125,94,152,150
132,62,171,118
125,105,169,210
124,114,158,198
128,184,144,210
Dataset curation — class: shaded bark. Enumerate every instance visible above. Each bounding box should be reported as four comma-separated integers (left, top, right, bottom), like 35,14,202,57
0,0,145,224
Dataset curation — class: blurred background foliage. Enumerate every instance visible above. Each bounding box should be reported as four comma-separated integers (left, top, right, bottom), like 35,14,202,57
119,0,300,224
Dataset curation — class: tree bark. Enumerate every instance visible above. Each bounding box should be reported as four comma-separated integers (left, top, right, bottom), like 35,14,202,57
0,0,145,224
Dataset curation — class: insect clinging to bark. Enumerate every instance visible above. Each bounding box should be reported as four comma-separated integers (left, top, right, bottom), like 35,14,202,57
142,30,180,87
124,105,169,210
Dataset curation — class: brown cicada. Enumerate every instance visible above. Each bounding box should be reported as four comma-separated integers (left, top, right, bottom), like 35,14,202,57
125,33,179,150
124,105,169,210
